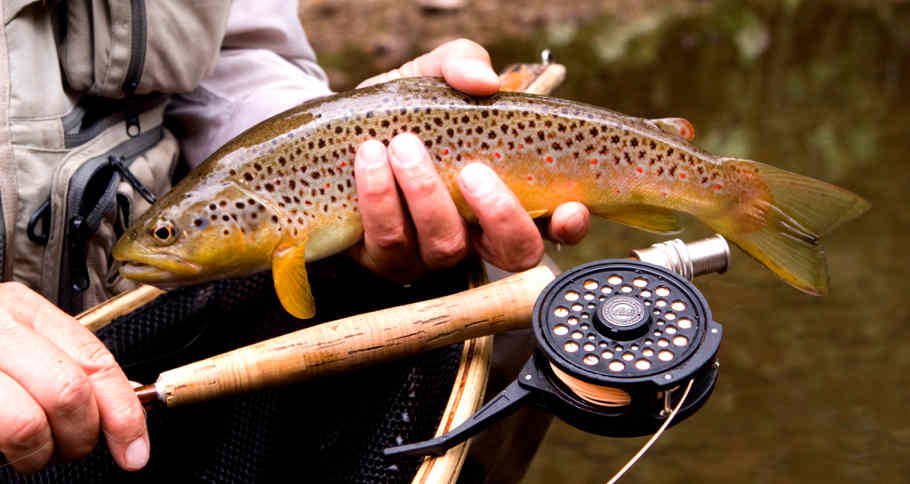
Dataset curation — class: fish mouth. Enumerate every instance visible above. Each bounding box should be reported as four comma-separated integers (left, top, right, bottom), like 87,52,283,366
116,254,202,283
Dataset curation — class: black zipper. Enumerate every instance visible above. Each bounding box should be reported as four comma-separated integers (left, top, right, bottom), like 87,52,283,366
63,94,166,148
60,127,162,313
122,0,148,138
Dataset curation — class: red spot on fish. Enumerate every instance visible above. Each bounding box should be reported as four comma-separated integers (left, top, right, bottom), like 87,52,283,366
443,149,449,156
679,173,687,180
527,175,534,181
494,152,502,159
546,156,554,163
466,141,472,148
661,191,668,198
339,162,346,168
325,183,331,189
714,184,723,191
636,166,643,174
591,158,599,165
518,144,525,150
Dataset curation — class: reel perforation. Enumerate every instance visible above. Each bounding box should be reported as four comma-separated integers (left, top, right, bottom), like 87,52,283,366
537,260,712,388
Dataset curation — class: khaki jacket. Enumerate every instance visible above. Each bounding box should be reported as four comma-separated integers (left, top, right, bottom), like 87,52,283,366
0,0,329,313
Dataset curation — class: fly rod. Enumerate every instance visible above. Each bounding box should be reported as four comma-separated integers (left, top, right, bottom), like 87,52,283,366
114,235,729,408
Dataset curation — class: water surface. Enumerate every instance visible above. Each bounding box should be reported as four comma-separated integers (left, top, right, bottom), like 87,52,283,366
495,2,910,482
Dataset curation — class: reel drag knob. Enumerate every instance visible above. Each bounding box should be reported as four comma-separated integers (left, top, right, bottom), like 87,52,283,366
384,259,722,460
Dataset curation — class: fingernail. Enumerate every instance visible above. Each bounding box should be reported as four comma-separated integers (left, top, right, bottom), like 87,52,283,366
459,164,494,196
389,134,424,167
356,140,386,169
125,436,149,470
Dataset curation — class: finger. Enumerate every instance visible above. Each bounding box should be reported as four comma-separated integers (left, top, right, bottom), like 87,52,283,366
387,133,469,269
547,202,590,244
436,39,500,96
0,284,149,471
0,372,53,474
359,39,499,96
457,163,544,271
351,140,422,280
0,307,100,463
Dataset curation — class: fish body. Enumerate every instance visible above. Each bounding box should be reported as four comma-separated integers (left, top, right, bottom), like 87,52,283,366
113,77,869,319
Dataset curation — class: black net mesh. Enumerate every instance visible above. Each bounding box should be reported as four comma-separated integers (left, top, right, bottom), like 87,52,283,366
0,258,472,484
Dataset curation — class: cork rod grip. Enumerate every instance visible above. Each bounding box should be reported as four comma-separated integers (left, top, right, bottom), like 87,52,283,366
155,265,555,407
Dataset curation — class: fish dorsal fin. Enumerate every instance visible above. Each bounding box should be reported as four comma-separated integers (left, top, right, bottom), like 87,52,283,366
272,240,316,319
596,205,683,234
650,117,696,141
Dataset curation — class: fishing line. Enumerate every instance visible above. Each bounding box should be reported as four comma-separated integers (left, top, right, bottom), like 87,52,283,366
605,379,694,484
0,442,53,470
548,362,631,407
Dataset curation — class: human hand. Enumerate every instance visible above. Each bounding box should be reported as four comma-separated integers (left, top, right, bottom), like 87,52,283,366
350,39,590,280
0,283,148,473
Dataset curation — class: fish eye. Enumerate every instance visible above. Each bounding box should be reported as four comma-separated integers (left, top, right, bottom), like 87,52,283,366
151,221,177,245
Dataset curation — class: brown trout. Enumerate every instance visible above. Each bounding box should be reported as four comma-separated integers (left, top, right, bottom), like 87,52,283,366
112,77,868,319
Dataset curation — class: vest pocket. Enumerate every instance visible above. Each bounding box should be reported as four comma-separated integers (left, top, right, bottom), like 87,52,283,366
56,0,230,98
19,101,178,313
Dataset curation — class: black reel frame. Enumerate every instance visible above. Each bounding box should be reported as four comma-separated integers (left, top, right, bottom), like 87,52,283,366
385,259,723,460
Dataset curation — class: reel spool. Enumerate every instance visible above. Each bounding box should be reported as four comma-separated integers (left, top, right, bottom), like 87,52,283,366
385,259,722,460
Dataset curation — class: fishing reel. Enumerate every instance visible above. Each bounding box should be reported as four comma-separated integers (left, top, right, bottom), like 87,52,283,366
385,256,723,459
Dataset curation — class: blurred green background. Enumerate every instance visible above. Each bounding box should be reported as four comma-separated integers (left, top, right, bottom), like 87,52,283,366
302,1,909,482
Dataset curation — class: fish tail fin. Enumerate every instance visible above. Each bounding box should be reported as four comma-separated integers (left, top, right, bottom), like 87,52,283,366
715,159,870,295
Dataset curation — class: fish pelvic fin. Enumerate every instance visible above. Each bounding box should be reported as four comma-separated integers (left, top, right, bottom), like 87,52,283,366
594,205,683,234
717,158,870,295
272,239,316,319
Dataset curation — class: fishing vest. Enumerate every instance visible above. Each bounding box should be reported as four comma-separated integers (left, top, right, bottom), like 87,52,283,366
0,0,230,313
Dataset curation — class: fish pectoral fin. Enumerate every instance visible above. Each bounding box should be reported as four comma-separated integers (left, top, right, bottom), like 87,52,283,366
526,209,549,219
597,205,683,234
649,117,696,141
272,241,316,319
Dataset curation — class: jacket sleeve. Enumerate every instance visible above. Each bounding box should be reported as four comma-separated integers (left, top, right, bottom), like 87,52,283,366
166,0,333,169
